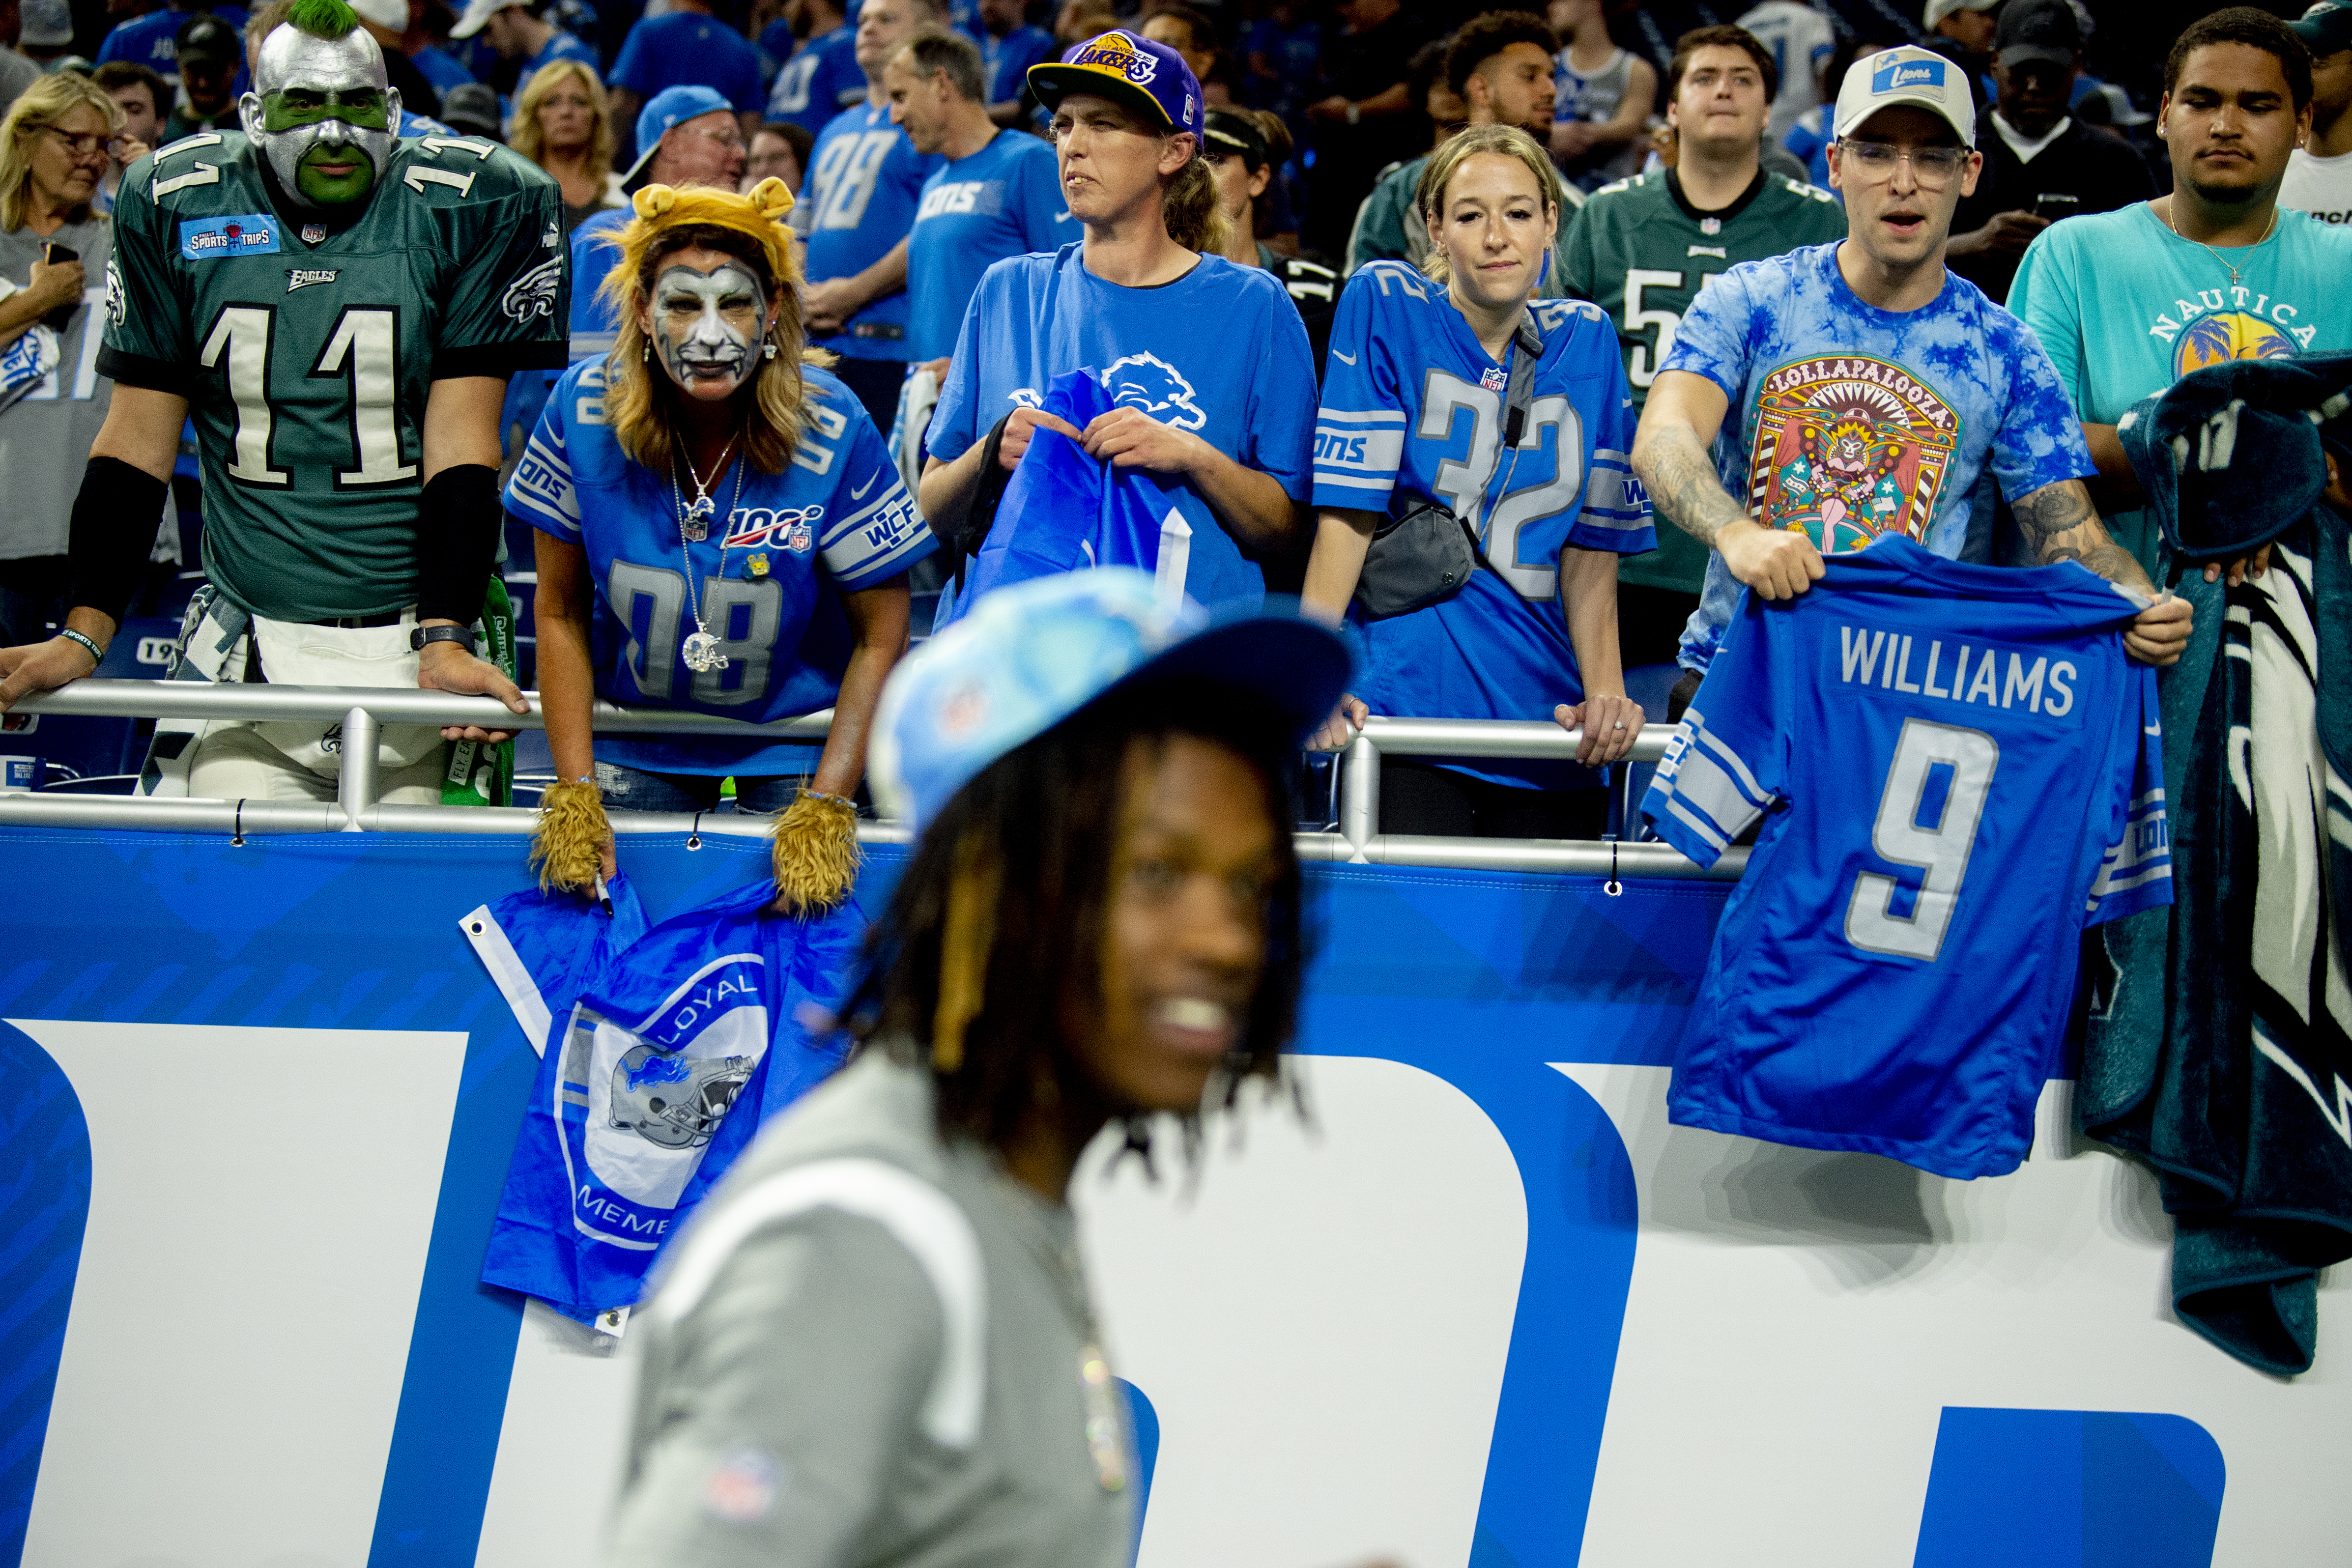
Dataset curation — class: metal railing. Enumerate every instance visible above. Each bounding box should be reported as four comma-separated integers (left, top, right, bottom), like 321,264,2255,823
0,682,1746,881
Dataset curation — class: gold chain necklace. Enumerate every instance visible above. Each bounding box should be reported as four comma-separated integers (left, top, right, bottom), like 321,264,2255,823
2158,197,2280,288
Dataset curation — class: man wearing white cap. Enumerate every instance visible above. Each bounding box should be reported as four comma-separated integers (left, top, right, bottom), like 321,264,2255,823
447,0,596,94
2279,0,2352,221
1632,42,2189,712
1923,0,2000,72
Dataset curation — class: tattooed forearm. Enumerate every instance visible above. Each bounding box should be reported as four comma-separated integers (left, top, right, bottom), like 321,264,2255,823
1633,419,1752,548
2013,479,2155,595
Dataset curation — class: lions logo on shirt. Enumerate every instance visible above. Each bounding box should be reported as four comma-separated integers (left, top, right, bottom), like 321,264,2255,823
1099,351,1206,430
1747,354,1959,553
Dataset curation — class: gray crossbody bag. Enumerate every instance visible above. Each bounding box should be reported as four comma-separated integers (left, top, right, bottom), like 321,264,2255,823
1352,315,1546,621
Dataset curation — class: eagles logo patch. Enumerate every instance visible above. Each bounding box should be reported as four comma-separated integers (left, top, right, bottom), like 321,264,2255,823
500,255,562,323
104,256,125,328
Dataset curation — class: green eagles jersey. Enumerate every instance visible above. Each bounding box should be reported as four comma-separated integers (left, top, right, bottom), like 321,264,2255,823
1557,168,1845,594
100,130,568,621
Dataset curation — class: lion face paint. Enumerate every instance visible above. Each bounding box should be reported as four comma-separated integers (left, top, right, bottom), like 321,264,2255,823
646,258,770,400
240,23,400,209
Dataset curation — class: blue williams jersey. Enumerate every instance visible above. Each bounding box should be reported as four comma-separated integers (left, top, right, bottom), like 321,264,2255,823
466,871,860,1319
1312,263,1652,788
764,23,865,134
906,129,1074,362
1662,243,2095,676
504,358,936,775
1641,538,2173,1180
927,245,1318,615
978,24,1057,103
798,103,938,361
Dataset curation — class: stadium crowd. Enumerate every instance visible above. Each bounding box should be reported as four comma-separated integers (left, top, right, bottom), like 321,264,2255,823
0,0,2348,841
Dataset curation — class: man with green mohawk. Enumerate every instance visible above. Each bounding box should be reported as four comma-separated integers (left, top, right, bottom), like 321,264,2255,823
0,0,571,809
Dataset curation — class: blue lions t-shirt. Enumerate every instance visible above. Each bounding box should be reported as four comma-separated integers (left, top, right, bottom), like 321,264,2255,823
609,12,766,155
800,102,939,363
977,24,1057,104
1641,537,2171,1178
926,244,1319,617
1312,263,1652,788
765,23,864,134
504,359,936,776
906,130,1074,362
1662,242,2094,675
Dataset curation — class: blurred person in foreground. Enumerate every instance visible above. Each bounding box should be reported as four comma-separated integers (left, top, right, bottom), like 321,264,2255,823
511,180,930,894
1200,106,1340,376
1557,23,1844,669
917,29,1318,626
1632,42,2189,721
0,73,128,650
1304,124,1651,837
2010,6,2352,581
602,565,1352,1567
1348,12,1567,279
513,57,621,236
1946,0,2154,304
2279,0,2352,222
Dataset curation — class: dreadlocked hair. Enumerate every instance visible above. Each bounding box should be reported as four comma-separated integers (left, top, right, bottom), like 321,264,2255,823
601,216,828,481
839,681,1308,1157
287,0,361,38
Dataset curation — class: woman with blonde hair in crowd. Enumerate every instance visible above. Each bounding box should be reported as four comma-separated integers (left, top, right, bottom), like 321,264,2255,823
1302,122,1652,838
917,29,1318,627
0,74,131,649
511,57,624,238
507,179,934,907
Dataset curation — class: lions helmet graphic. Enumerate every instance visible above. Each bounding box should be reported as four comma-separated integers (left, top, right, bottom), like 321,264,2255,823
610,1043,755,1149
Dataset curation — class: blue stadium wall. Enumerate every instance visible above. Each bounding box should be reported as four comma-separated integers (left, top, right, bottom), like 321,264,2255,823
0,826,2339,1566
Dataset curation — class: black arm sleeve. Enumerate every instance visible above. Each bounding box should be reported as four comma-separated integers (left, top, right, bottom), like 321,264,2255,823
415,463,503,627
66,456,171,628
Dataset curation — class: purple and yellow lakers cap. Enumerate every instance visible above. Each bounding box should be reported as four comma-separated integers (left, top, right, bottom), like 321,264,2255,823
868,569,1350,832
1027,29,1205,142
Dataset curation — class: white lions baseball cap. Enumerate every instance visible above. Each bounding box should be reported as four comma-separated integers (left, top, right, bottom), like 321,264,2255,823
1832,44,1977,148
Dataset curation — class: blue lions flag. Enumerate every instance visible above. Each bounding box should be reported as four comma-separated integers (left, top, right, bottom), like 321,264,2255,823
463,874,863,1320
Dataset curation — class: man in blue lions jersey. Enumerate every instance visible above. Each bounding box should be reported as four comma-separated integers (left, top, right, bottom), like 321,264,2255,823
973,0,1053,124
795,0,945,432
763,0,863,135
887,28,1073,368
1641,536,2172,1178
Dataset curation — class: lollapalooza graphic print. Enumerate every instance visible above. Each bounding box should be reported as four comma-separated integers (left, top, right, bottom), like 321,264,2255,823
1744,354,1960,555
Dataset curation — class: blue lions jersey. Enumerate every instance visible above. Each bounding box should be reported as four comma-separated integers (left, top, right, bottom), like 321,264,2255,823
1312,262,1652,787
504,359,936,776
1641,538,2174,1179
800,103,939,362
765,23,865,135
467,872,861,1320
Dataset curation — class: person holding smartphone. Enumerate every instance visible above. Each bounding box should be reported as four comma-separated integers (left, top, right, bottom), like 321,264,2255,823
1946,0,2153,304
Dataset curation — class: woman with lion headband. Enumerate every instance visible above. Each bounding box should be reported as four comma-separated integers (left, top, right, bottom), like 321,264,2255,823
508,178,935,911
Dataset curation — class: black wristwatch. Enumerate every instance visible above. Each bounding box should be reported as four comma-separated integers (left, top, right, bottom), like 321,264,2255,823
410,624,475,654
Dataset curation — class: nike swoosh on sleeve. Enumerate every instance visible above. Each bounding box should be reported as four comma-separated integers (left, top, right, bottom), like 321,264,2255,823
850,470,880,500
1331,349,1358,365
1054,210,1072,222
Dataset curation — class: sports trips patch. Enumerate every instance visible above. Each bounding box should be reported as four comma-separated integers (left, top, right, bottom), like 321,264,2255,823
1745,353,1960,555
178,213,280,260
463,872,863,1322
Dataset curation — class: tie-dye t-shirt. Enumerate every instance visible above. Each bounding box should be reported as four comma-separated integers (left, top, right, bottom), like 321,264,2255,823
1662,242,2093,674
2008,201,2352,576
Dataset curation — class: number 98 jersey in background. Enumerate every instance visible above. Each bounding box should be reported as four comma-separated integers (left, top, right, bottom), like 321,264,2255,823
99,130,569,624
1311,262,1652,788
1640,537,2173,1179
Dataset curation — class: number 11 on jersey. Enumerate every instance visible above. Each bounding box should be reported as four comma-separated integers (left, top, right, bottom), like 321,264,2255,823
1844,717,2000,963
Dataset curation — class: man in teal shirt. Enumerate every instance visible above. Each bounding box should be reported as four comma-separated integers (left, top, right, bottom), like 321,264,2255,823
2010,5,2352,580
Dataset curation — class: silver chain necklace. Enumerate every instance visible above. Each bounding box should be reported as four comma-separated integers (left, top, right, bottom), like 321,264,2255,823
2158,197,2280,288
670,438,747,674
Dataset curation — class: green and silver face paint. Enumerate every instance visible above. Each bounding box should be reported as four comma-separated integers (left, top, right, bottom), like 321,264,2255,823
648,259,770,400
238,21,402,208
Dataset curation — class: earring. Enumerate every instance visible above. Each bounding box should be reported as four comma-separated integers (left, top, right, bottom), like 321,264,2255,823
763,340,777,360
641,340,650,361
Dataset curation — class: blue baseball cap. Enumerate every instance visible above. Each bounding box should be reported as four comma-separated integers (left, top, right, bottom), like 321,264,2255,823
622,86,738,191
1028,29,1205,143
869,570,1352,832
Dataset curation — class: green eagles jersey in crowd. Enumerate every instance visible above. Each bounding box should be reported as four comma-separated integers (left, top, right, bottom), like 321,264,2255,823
99,129,568,622
1557,168,1845,595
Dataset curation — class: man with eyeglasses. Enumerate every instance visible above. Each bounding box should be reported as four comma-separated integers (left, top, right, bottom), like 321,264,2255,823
1632,42,2190,716
2010,6,2352,584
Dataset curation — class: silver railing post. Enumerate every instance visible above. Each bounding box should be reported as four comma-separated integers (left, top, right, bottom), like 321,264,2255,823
1340,730,1379,863
337,705,379,830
